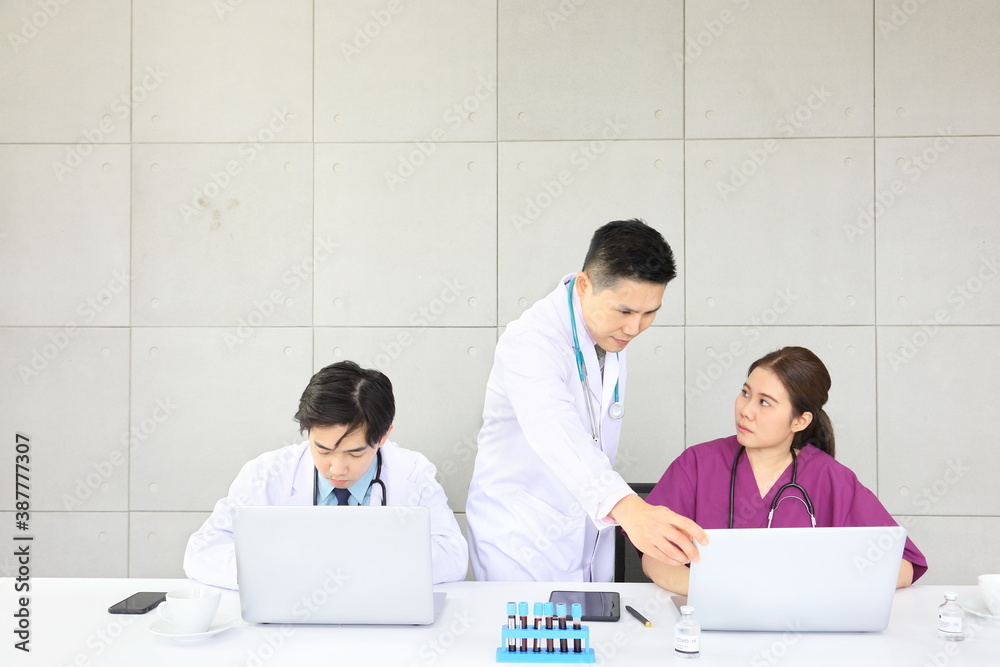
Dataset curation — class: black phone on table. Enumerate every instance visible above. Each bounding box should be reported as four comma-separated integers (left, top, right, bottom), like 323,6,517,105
108,592,167,614
548,590,621,622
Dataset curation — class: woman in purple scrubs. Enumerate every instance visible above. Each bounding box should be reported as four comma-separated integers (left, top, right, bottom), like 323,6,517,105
642,346,927,595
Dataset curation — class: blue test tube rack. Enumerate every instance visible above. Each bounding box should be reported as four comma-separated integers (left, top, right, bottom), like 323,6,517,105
496,602,595,663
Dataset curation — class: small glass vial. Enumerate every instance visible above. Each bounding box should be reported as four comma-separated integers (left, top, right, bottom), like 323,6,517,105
674,605,700,658
937,592,965,641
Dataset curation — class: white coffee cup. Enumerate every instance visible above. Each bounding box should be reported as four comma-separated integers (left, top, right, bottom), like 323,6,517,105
157,587,221,634
979,574,1000,616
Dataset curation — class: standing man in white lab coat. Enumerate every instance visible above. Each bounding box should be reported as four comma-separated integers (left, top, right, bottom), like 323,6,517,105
466,219,707,581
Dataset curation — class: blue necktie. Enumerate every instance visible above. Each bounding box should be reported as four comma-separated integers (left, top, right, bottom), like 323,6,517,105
333,488,351,506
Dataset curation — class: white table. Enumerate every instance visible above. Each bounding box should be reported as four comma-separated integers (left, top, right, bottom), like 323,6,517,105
3,579,997,666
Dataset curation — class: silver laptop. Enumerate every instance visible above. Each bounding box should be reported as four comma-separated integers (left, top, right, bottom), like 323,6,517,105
233,505,435,624
685,526,906,632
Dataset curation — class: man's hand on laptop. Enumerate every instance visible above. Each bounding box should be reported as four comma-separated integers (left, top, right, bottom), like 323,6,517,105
611,494,708,566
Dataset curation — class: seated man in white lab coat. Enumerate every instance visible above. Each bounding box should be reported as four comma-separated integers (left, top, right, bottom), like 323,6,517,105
467,219,707,581
184,361,469,588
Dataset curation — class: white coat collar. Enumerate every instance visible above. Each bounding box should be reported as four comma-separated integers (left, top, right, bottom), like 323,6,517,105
289,442,315,502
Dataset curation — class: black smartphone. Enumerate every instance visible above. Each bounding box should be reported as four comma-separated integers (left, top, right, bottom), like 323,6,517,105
549,590,621,622
108,591,167,614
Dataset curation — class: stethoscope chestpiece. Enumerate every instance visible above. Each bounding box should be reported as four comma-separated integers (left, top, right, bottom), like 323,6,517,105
728,445,816,529
608,401,625,420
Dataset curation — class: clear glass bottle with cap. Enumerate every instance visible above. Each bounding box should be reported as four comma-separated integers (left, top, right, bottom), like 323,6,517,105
674,605,700,658
937,592,965,641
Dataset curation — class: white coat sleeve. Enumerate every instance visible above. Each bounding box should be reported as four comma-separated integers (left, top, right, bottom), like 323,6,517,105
404,455,469,584
183,457,271,590
502,330,634,526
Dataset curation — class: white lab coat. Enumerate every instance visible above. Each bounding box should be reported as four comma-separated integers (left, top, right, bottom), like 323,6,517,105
466,275,634,582
183,441,469,589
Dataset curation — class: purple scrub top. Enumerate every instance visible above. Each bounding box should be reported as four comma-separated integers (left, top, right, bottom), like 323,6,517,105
644,435,928,582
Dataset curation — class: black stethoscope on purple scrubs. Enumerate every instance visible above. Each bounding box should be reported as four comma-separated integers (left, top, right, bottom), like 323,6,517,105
312,449,387,506
728,445,817,529
567,277,624,444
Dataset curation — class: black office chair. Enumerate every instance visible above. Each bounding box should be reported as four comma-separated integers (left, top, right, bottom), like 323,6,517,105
613,482,656,583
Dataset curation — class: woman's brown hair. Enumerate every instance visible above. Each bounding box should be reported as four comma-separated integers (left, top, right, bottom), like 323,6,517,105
747,346,836,458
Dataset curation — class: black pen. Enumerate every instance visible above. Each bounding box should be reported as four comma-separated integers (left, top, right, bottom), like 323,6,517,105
625,605,651,627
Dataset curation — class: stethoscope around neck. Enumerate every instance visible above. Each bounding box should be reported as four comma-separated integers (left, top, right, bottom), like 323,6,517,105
312,449,387,506
728,445,817,529
567,276,624,444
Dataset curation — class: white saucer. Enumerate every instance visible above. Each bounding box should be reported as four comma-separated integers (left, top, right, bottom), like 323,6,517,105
149,614,239,641
961,599,1000,621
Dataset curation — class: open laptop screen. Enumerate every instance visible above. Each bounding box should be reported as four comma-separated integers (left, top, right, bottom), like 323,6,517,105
686,526,906,632
233,505,435,625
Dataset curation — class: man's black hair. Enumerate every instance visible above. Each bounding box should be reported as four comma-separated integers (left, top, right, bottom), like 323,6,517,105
293,361,395,447
582,218,676,291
